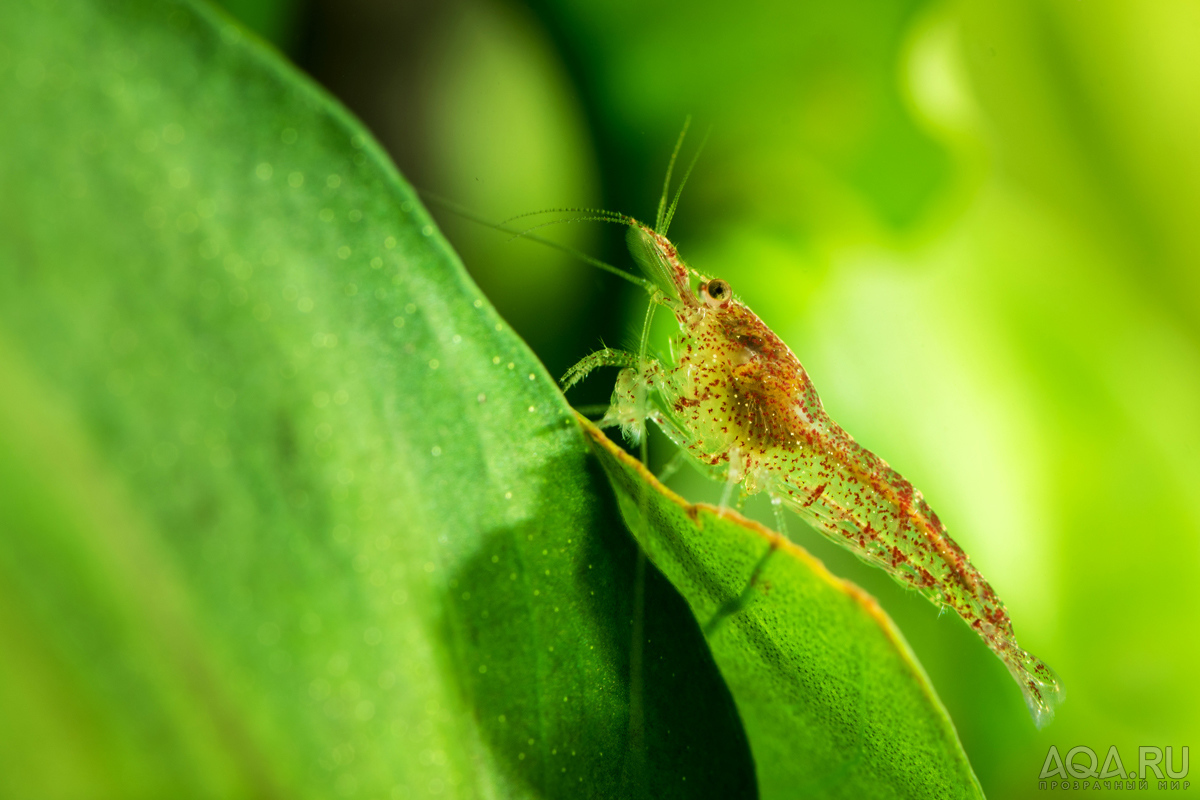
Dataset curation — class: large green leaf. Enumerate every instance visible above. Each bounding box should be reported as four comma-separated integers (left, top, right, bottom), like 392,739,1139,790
582,418,982,800
0,0,978,797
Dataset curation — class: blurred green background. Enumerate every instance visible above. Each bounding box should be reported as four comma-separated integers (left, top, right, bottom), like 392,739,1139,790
31,0,1200,795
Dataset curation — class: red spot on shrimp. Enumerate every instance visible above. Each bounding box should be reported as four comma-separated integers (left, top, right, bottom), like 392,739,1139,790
802,483,827,507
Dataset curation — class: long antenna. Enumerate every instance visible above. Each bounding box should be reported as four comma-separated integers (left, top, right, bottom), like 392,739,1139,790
660,124,709,237
501,206,630,226
419,192,655,293
505,215,634,243
654,116,691,234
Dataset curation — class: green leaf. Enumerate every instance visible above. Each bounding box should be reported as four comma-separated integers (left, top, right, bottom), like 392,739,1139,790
0,1,752,797
581,417,983,799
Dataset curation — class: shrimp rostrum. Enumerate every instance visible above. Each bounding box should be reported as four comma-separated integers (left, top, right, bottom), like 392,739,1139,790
556,146,1064,728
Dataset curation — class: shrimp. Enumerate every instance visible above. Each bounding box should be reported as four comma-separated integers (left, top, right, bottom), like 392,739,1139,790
556,129,1064,728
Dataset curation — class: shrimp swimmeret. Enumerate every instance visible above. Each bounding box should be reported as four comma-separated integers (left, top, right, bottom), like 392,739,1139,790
552,134,1064,728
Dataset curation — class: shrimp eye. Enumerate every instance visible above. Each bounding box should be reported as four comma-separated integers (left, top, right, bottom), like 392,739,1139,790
703,279,731,309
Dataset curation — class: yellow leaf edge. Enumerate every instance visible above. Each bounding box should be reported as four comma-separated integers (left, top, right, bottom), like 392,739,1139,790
576,410,957,722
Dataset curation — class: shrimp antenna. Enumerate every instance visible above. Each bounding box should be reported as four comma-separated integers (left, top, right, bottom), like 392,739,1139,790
654,116,691,234
506,214,635,243
418,192,655,293
501,206,630,226
659,123,710,237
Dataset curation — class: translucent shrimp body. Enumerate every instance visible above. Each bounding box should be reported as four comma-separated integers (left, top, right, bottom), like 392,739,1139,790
566,222,1064,727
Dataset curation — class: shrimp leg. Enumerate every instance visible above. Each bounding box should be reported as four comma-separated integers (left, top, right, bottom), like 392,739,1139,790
560,348,638,392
